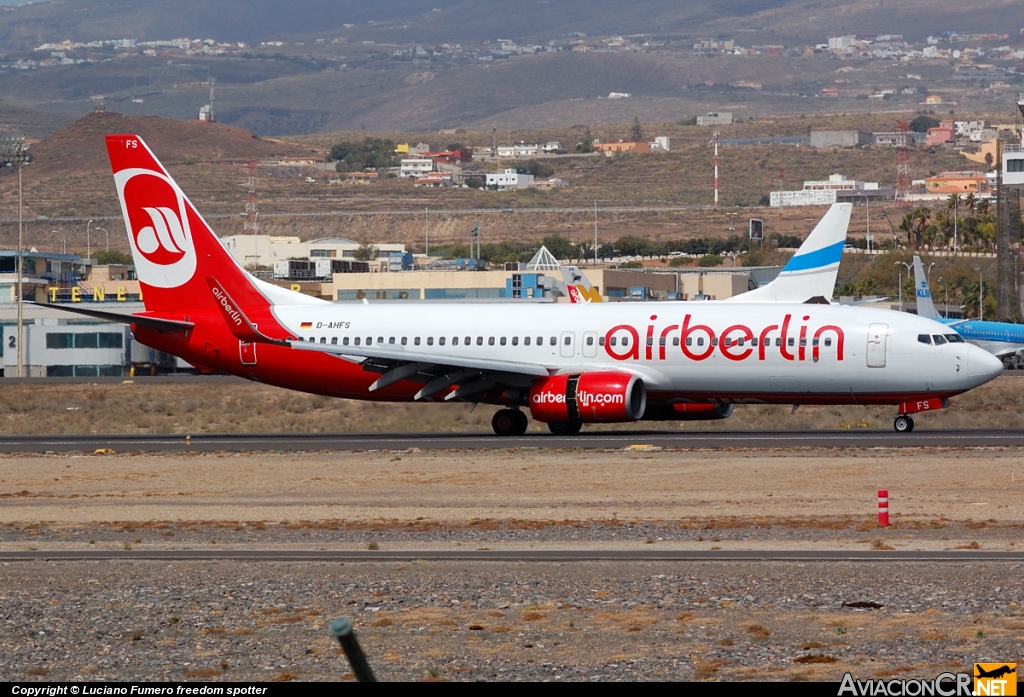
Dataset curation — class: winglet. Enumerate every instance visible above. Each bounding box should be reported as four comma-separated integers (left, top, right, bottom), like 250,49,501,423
206,277,289,345
726,202,852,303
911,255,941,320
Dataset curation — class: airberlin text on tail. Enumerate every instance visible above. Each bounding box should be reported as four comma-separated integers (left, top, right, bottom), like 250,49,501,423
105,134,266,316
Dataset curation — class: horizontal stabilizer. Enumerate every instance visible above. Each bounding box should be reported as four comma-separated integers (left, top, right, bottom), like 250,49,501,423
31,302,194,333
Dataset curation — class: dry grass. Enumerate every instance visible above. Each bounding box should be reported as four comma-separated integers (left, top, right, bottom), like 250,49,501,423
2,375,1022,436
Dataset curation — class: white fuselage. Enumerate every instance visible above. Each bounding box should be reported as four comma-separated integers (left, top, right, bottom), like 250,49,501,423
272,301,1003,403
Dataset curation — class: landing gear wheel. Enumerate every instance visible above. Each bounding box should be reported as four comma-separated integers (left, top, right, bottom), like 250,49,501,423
548,420,583,436
492,409,528,437
893,415,915,433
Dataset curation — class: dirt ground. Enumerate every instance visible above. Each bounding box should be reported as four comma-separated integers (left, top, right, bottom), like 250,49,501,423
1,447,1022,548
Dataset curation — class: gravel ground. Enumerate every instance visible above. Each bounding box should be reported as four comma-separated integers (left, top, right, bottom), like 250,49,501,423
1,446,1022,682
1,560,1022,682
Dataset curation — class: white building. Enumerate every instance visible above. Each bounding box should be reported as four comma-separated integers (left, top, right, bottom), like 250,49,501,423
803,174,879,192
485,168,534,190
220,235,407,269
696,112,733,126
652,136,671,151
400,158,434,178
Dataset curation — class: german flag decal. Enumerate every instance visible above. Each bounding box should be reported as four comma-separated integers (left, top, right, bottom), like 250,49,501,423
300,322,313,329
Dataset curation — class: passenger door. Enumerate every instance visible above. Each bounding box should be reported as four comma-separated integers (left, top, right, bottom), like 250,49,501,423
866,323,888,368
560,331,576,358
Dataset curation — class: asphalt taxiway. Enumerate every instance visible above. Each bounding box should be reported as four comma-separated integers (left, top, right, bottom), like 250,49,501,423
1,428,1023,452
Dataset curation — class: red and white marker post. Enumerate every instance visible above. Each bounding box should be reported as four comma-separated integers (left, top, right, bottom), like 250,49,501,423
878,489,889,527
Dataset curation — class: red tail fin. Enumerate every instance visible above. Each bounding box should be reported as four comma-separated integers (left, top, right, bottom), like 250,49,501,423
106,134,269,317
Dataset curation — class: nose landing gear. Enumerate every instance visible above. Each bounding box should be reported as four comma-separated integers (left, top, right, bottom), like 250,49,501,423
893,414,915,433
892,397,949,433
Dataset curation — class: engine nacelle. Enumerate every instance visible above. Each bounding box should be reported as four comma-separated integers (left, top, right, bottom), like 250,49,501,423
529,372,646,423
642,402,734,421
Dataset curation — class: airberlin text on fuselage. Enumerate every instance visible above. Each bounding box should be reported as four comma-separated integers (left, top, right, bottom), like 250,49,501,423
605,313,846,363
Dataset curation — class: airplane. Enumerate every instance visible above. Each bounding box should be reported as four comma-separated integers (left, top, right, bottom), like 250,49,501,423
564,203,852,304
912,255,1024,367
41,135,1004,436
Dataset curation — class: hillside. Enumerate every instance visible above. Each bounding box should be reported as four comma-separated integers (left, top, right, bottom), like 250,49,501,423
1,0,1022,49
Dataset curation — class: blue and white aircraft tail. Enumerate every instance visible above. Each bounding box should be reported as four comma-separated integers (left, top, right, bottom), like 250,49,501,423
911,255,942,320
724,202,852,304
912,254,1022,365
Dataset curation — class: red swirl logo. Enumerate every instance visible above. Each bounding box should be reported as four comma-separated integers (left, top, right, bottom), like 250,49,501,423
123,172,188,266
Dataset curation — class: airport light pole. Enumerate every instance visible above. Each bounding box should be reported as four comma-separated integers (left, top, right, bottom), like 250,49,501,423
95,227,108,253
424,207,428,257
879,210,897,250
975,266,984,320
593,202,598,266
854,193,871,252
87,219,93,259
937,276,948,317
2,136,29,378
895,261,911,311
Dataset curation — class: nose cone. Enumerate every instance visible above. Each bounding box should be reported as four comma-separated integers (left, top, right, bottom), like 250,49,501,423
967,344,1004,386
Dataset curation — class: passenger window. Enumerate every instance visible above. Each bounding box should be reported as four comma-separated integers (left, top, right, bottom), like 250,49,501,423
787,337,795,347
512,336,519,346
738,339,745,347
488,337,495,346
477,337,483,346
646,337,654,346
620,337,629,347
673,337,680,346
610,337,617,346
414,337,421,346
824,338,832,347
696,337,704,347
500,337,507,346
586,336,593,346
524,336,532,346
598,337,605,346
550,337,557,346
465,337,470,345
389,337,395,344
377,337,383,344
811,338,819,347
537,336,543,345
331,337,338,345
723,338,732,348
563,336,571,345
799,338,807,347
452,337,459,346
343,337,350,346
918,334,932,345
711,338,718,347
427,337,434,346
933,335,947,346
685,337,692,346
401,337,407,346
751,338,758,347
320,337,326,344
775,338,782,347
438,337,446,346
366,337,372,345
354,337,361,346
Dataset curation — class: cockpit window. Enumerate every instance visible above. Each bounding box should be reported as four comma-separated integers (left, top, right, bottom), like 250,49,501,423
917,334,932,345
932,334,947,346
945,334,965,343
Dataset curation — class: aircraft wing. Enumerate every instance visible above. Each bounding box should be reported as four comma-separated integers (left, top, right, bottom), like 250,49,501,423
724,202,851,304
289,340,551,401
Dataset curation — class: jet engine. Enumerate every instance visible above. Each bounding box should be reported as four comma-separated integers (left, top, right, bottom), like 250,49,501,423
641,402,734,421
529,372,646,423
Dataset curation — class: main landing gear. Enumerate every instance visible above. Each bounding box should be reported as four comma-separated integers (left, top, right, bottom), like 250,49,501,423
492,408,529,437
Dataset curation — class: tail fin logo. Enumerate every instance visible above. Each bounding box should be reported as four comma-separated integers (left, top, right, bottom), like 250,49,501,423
115,169,197,288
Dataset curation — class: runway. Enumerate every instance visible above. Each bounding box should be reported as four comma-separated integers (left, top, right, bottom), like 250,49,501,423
2,428,1024,452
3,549,1023,562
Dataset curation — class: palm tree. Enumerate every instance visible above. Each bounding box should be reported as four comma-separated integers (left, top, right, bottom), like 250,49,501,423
910,205,931,251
